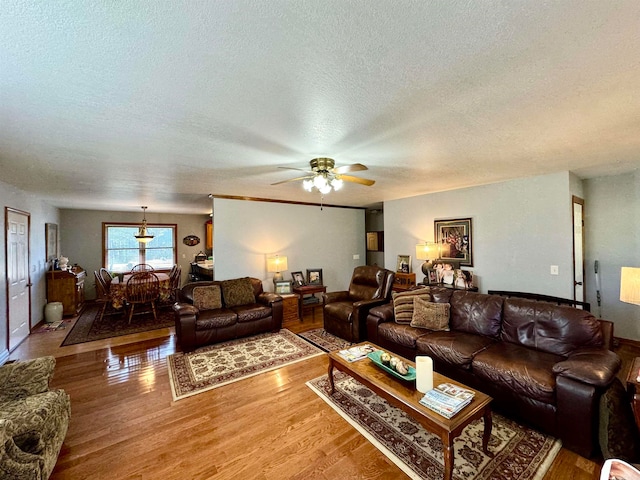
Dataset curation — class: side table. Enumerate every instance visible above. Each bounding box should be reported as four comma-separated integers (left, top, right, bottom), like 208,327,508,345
292,285,326,321
280,293,300,326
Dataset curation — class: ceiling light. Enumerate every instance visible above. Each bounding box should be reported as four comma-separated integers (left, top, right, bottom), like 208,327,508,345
134,206,154,243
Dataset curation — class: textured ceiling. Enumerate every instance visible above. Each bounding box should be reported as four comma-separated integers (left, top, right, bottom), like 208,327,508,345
1,1,639,214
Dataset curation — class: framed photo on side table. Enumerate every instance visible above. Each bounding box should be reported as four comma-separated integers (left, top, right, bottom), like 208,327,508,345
396,255,411,273
275,281,292,294
307,268,323,285
435,217,473,267
291,271,306,287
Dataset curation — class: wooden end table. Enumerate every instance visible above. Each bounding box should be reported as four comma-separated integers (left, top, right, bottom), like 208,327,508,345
292,284,326,320
327,343,493,480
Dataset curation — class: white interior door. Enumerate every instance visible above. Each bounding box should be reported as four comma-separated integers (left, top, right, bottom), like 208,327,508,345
7,208,31,350
572,196,585,304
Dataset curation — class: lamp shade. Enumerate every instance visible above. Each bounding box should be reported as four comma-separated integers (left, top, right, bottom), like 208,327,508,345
415,242,436,261
620,267,640,305
266,255,288,273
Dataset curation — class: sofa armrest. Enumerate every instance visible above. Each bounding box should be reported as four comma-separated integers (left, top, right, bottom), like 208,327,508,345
257,292,282,307
553,348,621,387
0,356,55,401
0,419,42,478
172,303,199,317
366,303,394,344
352,298,392,342
322,291,350,304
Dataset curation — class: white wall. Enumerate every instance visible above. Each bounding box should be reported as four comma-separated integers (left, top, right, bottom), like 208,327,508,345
60,209,209,299
0,179,59,360
584,171,640,340
212,198,366,292
384,172,576,298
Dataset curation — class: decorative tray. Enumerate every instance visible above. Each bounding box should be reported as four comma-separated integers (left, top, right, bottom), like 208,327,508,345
367,350,416,381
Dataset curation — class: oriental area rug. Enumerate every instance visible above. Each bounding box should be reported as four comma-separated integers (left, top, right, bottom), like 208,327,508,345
167,329,324,401
297,327,353,352
61,303,175,346
307,372,562,480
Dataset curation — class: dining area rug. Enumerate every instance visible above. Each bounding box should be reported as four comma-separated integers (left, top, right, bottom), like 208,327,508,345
61,303,175,346
307,372,562,480
167,329,324,401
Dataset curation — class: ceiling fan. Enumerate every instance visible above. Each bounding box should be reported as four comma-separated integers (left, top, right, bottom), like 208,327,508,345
271,157,375,194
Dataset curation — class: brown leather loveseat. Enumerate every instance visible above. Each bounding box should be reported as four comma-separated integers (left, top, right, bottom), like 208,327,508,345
173,277,283,351
366,286,621,458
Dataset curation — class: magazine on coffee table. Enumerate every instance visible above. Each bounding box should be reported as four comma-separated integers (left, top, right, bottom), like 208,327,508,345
419,383,475,419
337,344,375,362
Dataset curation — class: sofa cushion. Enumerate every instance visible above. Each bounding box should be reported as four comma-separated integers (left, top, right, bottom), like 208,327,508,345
233,304,272,323
221,277,256,308
449,291,503,339
410,297,450,331
428,286,455,304
416,331,494,369
378,322,430,350
392,287,431,324
195,309,237,330
192,285,222,310
501,298,604,356
472,342,563,404
324,301,356,323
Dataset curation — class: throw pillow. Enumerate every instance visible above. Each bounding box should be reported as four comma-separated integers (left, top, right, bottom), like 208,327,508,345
221,277,256,308
392,287,431,324
192,285,222,310
410,296,450,331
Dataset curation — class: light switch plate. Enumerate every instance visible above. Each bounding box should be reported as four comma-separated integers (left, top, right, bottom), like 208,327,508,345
550,265,559,275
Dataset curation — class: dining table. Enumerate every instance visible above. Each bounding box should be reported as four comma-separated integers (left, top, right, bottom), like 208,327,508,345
110,272,171,309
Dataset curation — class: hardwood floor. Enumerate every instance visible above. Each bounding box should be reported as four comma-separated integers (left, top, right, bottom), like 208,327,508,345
9,307,635,479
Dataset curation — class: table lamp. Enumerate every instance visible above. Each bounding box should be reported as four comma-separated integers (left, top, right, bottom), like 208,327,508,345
267,255,288,284
415,242,438,275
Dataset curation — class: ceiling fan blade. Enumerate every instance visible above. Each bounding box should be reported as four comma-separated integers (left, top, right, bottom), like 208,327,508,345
271,175,313,186
339,174,375,186
278,166,313,173
333,163,368,174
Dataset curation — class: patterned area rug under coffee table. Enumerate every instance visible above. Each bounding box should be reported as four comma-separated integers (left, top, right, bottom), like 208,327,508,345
168,329,324,401
297,327,353,352
307,372,562,480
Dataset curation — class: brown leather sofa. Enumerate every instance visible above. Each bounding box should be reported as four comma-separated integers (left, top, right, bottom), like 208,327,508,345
173,277,283,351
322,265,395,343
366,286,621,458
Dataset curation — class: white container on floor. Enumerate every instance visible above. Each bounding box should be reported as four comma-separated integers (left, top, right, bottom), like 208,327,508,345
44,302,63,323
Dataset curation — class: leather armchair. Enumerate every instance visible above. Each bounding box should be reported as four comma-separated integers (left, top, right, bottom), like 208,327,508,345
323,265,395,342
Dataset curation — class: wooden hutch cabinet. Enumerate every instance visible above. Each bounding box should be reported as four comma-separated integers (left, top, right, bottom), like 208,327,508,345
46,266,86,316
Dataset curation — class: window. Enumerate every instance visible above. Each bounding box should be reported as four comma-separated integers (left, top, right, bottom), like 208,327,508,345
103,223,177,272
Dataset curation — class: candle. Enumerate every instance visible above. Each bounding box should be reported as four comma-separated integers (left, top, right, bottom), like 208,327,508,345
416,356,434,393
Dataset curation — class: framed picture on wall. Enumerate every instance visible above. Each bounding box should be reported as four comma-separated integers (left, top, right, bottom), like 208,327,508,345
435,218,473,267
45,223,58,263
306,268,323,285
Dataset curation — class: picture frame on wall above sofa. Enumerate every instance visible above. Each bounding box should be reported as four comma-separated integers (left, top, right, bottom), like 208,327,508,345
306,268,323,285
435,217,473,267
396,255,411,273
291,271,305,286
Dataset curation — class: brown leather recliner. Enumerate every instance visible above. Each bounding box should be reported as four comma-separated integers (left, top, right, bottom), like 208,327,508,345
322,265,395,342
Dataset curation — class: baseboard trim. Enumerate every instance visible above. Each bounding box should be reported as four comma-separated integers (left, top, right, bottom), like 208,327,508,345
0,349,10,365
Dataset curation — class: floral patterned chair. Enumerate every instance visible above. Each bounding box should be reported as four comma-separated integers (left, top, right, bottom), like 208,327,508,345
0,356,70,479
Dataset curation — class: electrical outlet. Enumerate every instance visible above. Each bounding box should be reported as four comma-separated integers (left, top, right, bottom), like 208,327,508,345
550,265,559,275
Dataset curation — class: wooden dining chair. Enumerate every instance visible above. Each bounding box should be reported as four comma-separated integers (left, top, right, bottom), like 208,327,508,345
131,263,154,273
125,272,160,323
168,264,182,303
94,270,119,323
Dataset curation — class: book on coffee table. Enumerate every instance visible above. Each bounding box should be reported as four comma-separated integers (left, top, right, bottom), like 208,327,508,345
419,383,475,419
337,344,375,362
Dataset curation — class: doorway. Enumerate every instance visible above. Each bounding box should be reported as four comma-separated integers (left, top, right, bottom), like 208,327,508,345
572,196,585,304
5,208,31,351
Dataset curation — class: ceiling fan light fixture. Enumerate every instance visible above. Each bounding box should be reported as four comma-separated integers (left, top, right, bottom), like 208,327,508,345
331,177,343,191
313,175,328,189
302,179,314,191
319,183,332,195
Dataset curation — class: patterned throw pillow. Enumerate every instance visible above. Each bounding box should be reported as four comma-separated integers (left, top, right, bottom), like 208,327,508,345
410,296,450,331
392,287,431,324
221,277,256,308
192,285,222,310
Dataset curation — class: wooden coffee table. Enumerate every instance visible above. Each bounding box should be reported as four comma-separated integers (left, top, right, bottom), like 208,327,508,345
327,343,493,480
